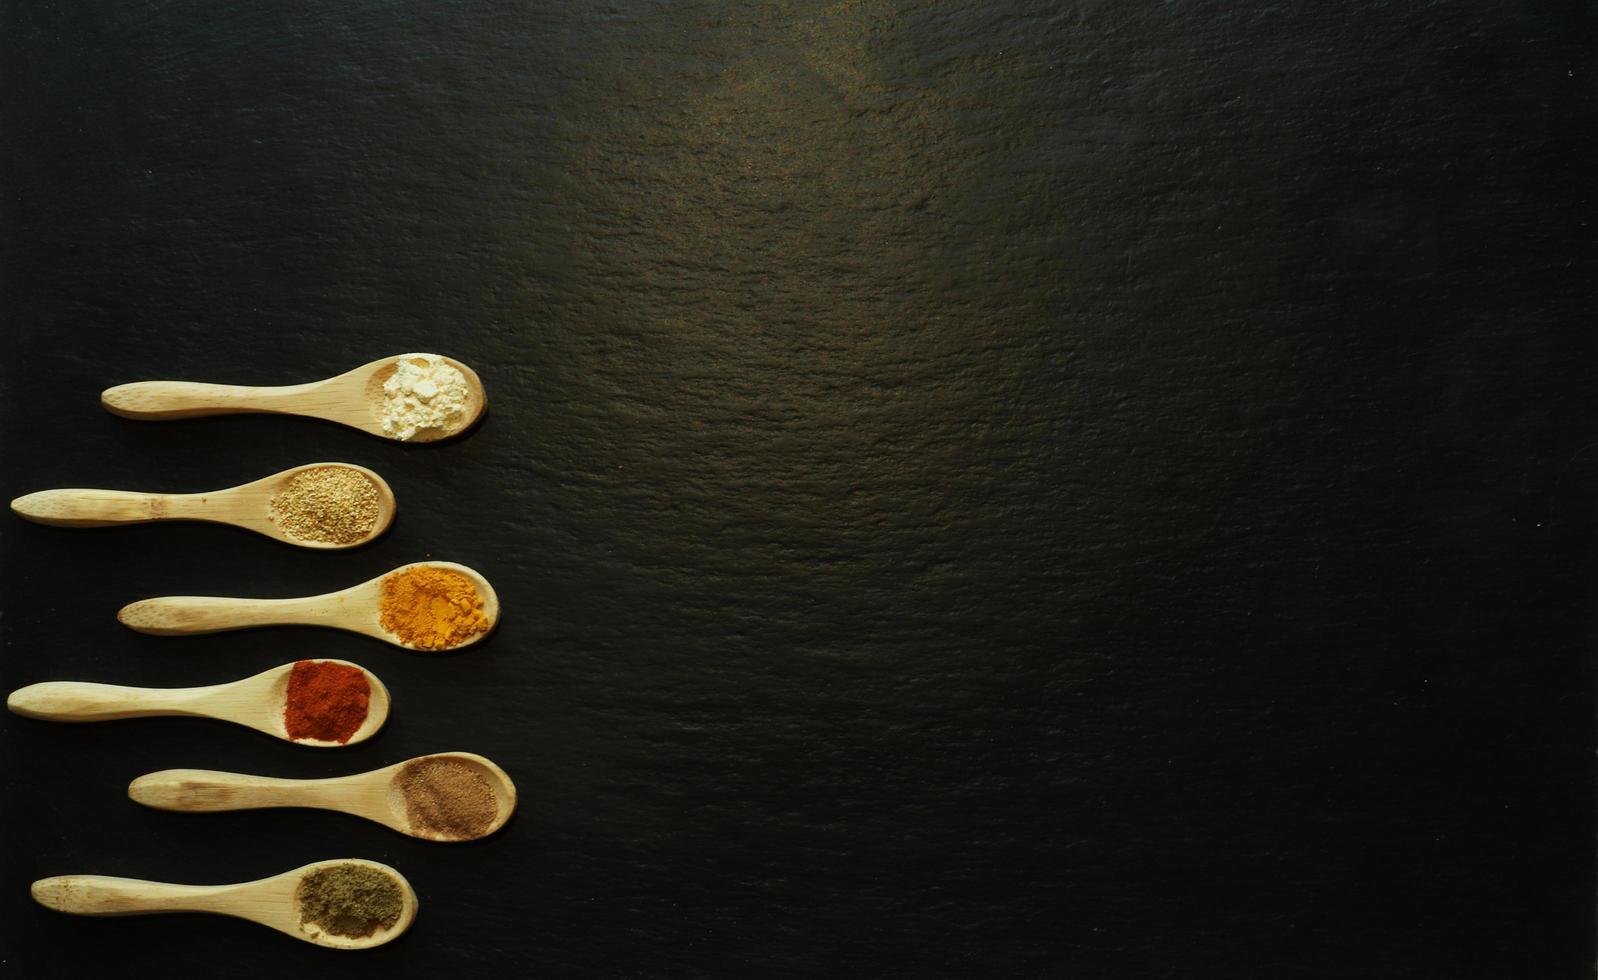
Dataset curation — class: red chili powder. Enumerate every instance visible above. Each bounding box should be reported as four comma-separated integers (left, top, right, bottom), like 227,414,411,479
284,660,370,743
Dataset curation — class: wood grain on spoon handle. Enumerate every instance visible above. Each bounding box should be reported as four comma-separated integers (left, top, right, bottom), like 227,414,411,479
10,488,216,527
101,380,322,420
31,876,237,916
119,594,346,635
7,681,212,721
129,769,340,812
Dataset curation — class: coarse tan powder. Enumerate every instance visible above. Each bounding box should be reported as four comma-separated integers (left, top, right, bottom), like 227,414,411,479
296,864,403,939
270,466,381,545
397,756,501,839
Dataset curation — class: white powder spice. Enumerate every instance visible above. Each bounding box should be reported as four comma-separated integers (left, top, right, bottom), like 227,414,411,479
381,354,469,440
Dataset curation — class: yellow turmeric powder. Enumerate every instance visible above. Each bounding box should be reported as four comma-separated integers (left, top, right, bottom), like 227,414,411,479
379,566,492,650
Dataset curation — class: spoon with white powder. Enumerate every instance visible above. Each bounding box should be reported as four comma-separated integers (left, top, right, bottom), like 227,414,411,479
101,353,486,443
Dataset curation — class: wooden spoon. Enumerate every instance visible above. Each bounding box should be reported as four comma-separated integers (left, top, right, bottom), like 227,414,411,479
5,660,389,746
129,752,518,842
31,858,417,949
101,353,487,443
9,463,396,550
116,561,498,652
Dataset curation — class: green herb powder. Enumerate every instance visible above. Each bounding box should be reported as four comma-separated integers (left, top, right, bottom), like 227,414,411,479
296,864,404,938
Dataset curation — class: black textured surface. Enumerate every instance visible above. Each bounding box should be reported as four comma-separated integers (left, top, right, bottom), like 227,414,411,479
2,2,1595,977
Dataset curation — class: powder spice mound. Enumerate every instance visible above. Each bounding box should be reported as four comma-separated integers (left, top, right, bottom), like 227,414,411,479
397,757,501,840
379,566,491,651
269,466,381,545
296,864,403,939
283,660,370,743
381,353,469,441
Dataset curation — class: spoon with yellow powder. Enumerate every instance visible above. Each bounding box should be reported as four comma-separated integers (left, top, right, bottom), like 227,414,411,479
9,463,396,549
101,352,487,443
129,752,518,842
5,659,390,746
31,858,417,949
117,561,499,652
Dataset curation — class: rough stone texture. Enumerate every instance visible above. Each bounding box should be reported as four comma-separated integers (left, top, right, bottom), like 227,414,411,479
1,1,1593,977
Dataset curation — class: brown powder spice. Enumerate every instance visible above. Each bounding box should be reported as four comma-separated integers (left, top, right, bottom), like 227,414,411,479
270,466,381,545
379,566,491,650
397,756,501,840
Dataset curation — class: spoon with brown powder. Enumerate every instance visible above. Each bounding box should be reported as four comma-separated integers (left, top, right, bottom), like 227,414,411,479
31,858,418,949
10,463,396,549
6,660,390,747
128,752,518,842
116,560,499,652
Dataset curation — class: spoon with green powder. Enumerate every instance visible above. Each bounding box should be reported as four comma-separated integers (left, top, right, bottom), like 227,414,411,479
31,858,417,949
100,352,487,443
5,659,390,747
10,462,396,549
129,751,518,842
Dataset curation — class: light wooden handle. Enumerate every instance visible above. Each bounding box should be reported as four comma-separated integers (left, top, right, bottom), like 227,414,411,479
7,681,204,721
11,489,191,527
119,595,336,635
32,875,233,916
102,381,317,420
129,769,332,812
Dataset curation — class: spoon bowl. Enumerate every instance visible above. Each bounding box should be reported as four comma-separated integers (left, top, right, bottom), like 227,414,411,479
10,463,396,549
116,560,499,651
31,858,417,949
101,353,487,443
129,751,518,842
6,660,389,746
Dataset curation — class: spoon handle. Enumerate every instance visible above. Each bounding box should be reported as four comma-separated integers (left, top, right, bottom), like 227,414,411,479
102,380,319,420
7,681,208,721
119,594,342,635
129,769,337,813
32,875,235,916
11,489,185,527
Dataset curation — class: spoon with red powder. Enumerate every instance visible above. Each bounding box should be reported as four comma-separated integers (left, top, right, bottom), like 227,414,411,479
128,752,517,842
6,660,389,747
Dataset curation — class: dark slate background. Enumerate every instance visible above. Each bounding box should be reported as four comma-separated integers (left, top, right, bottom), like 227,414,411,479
1,1,1593,977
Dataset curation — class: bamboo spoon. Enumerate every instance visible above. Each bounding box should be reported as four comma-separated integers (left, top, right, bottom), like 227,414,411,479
5,660,389,746
129,752,518,842
31,858,417,949
117,561,498,651
9,463,396,549
100,353,487,443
